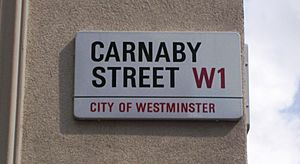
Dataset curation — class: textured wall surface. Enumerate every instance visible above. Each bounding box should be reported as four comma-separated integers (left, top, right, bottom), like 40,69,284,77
21,0,246,163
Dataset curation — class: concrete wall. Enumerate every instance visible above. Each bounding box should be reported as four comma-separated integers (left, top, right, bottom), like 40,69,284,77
1,0,247,163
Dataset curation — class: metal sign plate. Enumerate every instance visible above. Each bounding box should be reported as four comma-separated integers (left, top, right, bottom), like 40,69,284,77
74,32,242,120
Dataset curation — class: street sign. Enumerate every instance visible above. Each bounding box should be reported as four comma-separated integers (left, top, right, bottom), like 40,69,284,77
74,32,242,120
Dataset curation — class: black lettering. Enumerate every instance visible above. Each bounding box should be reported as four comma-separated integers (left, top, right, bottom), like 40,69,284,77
138,42,153,62
173,42,186,62
124,67,136,87
139,67,150,88
123,42,135,62
166,67,179,88
105,42,120,62
107,67,121,87
187,42,201,62
155,42,170,62
91,41,104,62
92,67,106,87
153,67,164,88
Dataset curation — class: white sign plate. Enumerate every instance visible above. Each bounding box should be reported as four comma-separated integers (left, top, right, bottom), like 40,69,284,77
74,32,242,120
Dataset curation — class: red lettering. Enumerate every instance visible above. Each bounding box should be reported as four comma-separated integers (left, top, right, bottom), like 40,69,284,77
135,102,216,113
90,102,96,112
136,103,146,112
180,103,188,113
108,102,113,112
209,103,215,113
202,103,208,113
217,68,225,88
189,103,195,112
196,103,202,112
192,67,215,88
153,103,160,112
147,102,153,112
166,103,175,112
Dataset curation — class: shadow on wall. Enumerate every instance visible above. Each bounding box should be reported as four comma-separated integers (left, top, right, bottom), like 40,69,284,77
58,38,239,137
